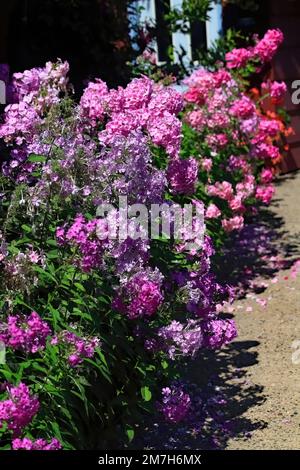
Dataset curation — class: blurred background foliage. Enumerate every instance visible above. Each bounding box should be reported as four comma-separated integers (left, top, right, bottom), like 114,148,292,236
0,0,265,91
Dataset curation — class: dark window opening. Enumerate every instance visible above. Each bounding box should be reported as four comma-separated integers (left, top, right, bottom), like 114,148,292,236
155,0,172,62
191,20,207,61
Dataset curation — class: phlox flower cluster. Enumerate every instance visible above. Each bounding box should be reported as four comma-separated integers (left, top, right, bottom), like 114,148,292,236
0,308,100,368
182,34,285,231
158,320,203,359
151,245,233,361
12,437,61,450
253,29,284,63
0,311,51,354
159,385,191,423
225,48,252,69
222,216,245,233
202,319,237,349
260,168,274,184
172,248,230,322
0,383,39,436
0,102,40,145
0,60,69,145
172,199,206,254
206,203,221,219
95,132,166,206
80,78,109,124
112,270,164,320
12,59,69,106
54,331,101,367
262,80,287,104
255,185,275,205
2,249,46,294
80,76,183,158
52,135,166,283
225,29,284,69
56,214,109,272
144,234,235,364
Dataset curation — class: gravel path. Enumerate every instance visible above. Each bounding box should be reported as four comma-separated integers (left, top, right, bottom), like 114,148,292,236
225,170,300,449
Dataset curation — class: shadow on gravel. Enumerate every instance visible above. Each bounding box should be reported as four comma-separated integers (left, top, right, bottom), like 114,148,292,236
213,202,300,297
214,172,300,294
199,340,267,447
275,171,298,186
133,340,267,450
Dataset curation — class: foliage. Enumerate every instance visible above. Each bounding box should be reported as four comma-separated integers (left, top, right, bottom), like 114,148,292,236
193,29,250,69
165,0,214,33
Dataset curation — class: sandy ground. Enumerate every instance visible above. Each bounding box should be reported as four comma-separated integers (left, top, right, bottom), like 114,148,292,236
225,170,300,449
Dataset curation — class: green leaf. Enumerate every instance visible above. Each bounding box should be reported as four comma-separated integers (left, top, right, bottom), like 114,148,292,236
50,422,63,441
46,239,58,247
34,266,57,283
141,386,152,402
126,428,135,442
14,237,31,246
27,154,47,163
0,344,6,365
74,282,85,292
21,224,32,233
47,249,59,259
